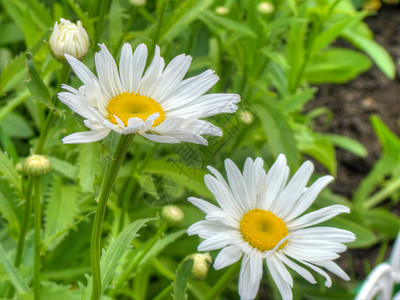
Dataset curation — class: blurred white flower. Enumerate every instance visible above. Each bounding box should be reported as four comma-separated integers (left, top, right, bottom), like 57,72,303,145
188,154,355,300
257,2,274,14
240,110,253,124
189,252,212,280
162,205,184,225
58,43,239,144
49,18,89,61
215,6,229,15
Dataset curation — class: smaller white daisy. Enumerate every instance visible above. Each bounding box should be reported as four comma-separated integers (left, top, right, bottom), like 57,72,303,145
187,154,356,300
58,43,240,144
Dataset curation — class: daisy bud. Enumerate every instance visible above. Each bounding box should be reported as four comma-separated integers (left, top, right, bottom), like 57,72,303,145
240,110,254,124
161,205,184,225
188,253,212,280
23,154,52,177
215,6,229,15
257,2,275,14
49,18,89,62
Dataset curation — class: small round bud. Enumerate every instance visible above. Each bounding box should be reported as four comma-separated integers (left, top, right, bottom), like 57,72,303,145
188,253,212,280
129,0,146,6
23,154,52,177
215,6,229,15
161,205,184,225
49,18,89,62
257,2,274,14
240,110,254,124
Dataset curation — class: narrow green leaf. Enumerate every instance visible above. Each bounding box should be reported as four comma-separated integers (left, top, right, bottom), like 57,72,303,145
0,150,23,197
138,229,186,271
0,54,25,95
101,218,153,293
47,156,78,179
25,53,56,111
254,101,300,169
342,28,396,79
0,244,31,296
44,176,79,251
0,181,21,236
364,209,400,238
306,48,371,84
160,0,213,43
324,134,367,158
173,259,194,300
0,111,34,139
78,143,100,193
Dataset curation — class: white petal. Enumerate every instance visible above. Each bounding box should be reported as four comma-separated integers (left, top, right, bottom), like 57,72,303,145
243,158,256,208
225,159,252,211
65,54,98,85
238,254,262,300
152,117,184,133
204,174,244,219
284,175,334,221
206,210,239,228
187,220,232,238
266,255,293,299
198,231,242,251
290,227,356,243
131,43,148,92
206,165,231,192
264,155,289,211
283,244,340,261
298,260,332,287
314,260,350,281
62,128,111,144
188,197,221,214
139,133,180,143
275,252,316,284
139,45,165,96
214,245,243,270
287,205,350,230
274,161,314,218
119,43,134,92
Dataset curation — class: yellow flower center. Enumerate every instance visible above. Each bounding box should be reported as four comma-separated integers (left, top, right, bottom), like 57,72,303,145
106,92,165,127
240,209,289,252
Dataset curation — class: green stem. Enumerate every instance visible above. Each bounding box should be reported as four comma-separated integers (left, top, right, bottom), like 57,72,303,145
35,64,70,154
364,176,400,209
110,222,168,297
91,133,135,300
204,262,240,300
153,284,173,300
152,0,167,48
33,177,42,300
95,0,111,45
14,178,33,267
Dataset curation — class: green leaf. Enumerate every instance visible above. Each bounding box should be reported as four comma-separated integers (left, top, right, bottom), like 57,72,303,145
324,134,367,158
310,12,368,56
261,48,290,69
138,229,186,272
160,0,213,43
0,244,31,296
47,156,78,179
25,53,56,111
280,87,317,113
78,143,101,193
41,281,81,300
173,259,194,300
306,48,371,84
254,101,300,169
0,111,34,139
200,11,257,38
363,209,400,238
44,176,79,251
0,54,25,95
109,0,123,50
101,218,153,293
342,28,395,79
0,180,21,236
0,150,23,198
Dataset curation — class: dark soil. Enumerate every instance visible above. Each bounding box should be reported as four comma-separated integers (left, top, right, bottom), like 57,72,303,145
308,5,400,198
306,5,400,281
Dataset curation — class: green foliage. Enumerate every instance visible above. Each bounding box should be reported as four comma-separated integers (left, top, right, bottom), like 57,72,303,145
173,259,194,300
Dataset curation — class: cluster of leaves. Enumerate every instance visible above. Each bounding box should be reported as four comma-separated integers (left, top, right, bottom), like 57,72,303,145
0,0,398,299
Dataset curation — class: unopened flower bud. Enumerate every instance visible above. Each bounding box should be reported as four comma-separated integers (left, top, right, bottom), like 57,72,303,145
161,205,184,225
257,2,274,14
49,18,89,62
215,6,229,15
23,154,52,177
188,253,212,280
240,110,254,124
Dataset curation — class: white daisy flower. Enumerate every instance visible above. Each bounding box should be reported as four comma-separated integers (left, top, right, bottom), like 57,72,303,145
58,43,240,144
187,154,356,300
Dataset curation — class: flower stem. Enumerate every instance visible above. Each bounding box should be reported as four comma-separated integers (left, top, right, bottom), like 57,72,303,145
94,0,110,45
33,177,42,300
91,133,135,300
204,262,240,300
109,222,168,297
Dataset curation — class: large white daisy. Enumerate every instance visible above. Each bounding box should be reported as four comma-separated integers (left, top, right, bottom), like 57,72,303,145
187,154,355,300
58,43,240,144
